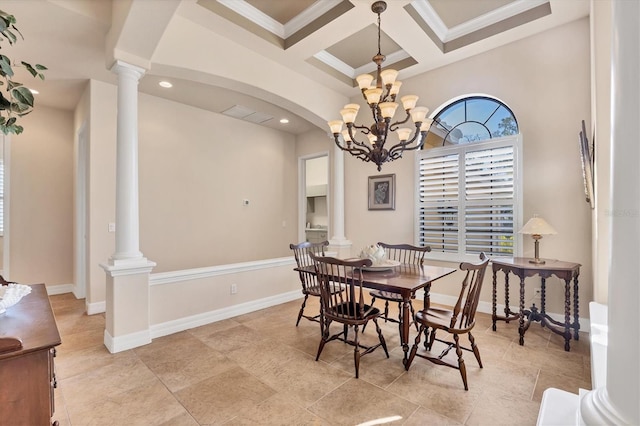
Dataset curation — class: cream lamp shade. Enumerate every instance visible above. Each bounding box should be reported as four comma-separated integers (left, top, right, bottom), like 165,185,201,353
519,216,557,264
519,217,557,236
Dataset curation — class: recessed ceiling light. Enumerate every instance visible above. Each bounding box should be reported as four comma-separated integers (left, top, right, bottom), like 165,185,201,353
30,89,39,94
158,81,173,88
280,118,289,124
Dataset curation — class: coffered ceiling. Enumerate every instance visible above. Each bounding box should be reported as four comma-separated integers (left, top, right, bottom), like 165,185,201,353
5,0,590,135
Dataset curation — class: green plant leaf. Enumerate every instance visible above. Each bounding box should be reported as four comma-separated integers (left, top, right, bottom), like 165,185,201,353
7,80,22,90
0,91,10,109
12,86,33,107
0,55,13,77
6,116,15,126
21,61,37,77
10,24,23,40
35,64,47,70
4,28,15,44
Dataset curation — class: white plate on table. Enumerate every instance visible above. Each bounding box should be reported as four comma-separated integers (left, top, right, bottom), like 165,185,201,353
359,259,401,272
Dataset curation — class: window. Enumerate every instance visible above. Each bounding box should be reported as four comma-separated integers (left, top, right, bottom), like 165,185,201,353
416,96,521,262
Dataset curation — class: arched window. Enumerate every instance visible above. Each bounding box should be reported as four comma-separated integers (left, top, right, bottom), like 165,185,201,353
416,95,522,262
425,96,518,146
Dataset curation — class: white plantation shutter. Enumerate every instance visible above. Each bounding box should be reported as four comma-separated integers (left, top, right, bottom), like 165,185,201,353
418,154,459,253
464,146,514,255
417,137,520,260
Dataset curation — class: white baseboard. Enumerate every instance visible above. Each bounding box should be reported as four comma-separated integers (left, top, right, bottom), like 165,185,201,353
45,283,75,295
87,300,106,315
104,328,151,354
150,290,302,339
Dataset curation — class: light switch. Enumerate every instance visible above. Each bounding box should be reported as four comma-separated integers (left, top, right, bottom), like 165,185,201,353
108,223,116,233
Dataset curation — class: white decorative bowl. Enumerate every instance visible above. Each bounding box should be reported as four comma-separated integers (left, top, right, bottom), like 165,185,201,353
0,284,32,314
359,244,386,265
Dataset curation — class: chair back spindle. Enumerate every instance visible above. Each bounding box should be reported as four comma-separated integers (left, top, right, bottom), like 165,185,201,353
289,240,330,326
377,242,431,265
450,253,488,330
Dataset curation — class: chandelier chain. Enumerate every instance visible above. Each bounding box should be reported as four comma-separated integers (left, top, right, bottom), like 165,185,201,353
327,0,432,171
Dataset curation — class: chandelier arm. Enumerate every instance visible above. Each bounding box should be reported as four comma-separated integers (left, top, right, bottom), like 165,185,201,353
347,125,371,154
351,124,371,133
388,131,428,157
387,111,412,132
334,136,371,159
335,132,372,156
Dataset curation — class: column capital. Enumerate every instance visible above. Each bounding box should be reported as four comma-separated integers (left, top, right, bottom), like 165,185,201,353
110,60,146,79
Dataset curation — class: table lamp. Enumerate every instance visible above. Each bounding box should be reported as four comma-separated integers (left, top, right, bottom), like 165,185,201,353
519,216,557,264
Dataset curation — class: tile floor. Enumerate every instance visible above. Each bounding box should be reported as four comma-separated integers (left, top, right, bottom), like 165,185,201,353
49,293,591,425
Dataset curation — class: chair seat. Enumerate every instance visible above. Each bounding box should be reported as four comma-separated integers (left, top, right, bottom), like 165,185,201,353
306,283,343,297
327,303,381,322
416,307,454,328
368,289,407,301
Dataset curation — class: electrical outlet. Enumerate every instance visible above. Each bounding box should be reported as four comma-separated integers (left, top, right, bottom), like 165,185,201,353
534,288,542,298
230,283,237,295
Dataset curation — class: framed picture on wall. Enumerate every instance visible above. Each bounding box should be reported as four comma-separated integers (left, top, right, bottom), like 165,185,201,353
368,174,396,210
579,119,595,209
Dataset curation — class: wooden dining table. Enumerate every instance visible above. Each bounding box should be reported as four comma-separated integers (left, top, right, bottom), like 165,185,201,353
296,262,456,365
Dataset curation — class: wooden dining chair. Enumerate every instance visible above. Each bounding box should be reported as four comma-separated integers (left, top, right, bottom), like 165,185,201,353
310,253,389,378
405,252,489,390
368,243,431,332
289,240,332,327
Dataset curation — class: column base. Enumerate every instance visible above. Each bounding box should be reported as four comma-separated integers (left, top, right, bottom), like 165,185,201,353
102,258,156,353
580,387,629,425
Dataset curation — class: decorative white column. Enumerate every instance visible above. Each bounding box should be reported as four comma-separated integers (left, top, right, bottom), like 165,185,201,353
329,144,351,257
580,0,640,424
110,61,146,264
100,60,155,353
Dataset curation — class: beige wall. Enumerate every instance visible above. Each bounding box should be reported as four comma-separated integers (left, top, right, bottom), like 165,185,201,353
137,93,298,273
10,105,74,286
337,18,593,316
86,80,117,307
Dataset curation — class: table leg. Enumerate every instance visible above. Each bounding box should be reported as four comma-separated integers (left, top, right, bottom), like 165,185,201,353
519,276,525,345
573,274,580,340
540,277,546,315
564,278,571,351
492,271,497,331
401,297,411,365
504,272,511,322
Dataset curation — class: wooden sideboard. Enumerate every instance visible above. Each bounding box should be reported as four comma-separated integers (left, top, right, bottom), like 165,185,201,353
0,283,61,426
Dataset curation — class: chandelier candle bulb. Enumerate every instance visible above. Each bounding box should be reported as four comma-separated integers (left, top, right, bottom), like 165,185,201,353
380,69,399,86
342,130,352,142
379,102,398,118
328,120,343,134
341,108,358,123
396,128,412,141
410,106,429,123
356,74,374,90
401,95,419,110
344,103,361,113
420,118,434,131
390,81,402,95
365,88,383,104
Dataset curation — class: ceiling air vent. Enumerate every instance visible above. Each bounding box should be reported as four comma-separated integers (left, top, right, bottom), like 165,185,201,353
222,105,273,124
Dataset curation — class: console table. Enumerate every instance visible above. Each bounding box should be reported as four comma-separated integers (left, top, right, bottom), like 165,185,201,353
0,283,61,425
491,258,581,351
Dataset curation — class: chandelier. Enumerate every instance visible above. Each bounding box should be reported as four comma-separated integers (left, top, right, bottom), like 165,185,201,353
328,1,431,171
